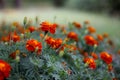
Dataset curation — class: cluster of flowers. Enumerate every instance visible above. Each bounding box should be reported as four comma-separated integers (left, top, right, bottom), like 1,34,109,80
0,17,119,80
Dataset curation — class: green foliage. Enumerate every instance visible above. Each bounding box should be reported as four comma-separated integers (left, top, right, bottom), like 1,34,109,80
0,19,119,80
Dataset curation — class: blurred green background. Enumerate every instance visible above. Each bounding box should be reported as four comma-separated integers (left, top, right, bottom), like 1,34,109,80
0,0,120,44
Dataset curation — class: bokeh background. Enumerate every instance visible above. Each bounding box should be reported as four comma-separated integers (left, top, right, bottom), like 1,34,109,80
0,0,120,44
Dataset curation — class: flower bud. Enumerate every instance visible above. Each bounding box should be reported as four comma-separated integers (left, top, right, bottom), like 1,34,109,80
15,56,20,62
23,17,27,25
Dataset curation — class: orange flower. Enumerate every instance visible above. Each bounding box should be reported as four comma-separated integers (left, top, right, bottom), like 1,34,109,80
118,49,120,55
40,33,44,38
12,22,20,27
26,39,42,54
87,26,96,33
1,36,9,42
40,21,56,34
45,36,55,46
83,52,88,57
0,60,11,80
84,35,98,46
45,37,62,49
108,64,113,72
91,52,98,60
11,32,20,42
67,32,78,41
103,33,108,38
100,52,112,64
73,22,82,29
49,23,56,34
40,21,50,32
28,26,35,33
83,57,96,69
97,34,103,41
54,38,62,49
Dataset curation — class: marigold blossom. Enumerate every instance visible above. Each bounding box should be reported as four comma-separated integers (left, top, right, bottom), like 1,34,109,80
49,23,56,34
40,21,56,34
84,35,98,46
0,60,11,80
108,64,113,72
103,33,109,38
91,52,98,60
40,21,51,32
73,22,82,29
11,32,20,42
87,26,96,33
97,34,103,41
45,37,62,49
1,36,9,42
83,57,96,69
67,32,78,41
26,39,42,54
28,26,36,33
100,52,112,64
45,36,55,46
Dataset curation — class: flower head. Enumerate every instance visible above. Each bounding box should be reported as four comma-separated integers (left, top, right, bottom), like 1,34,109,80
100,52,112,64
1,36,9,42
40,21,56,34
84,35,98,46
97,34,103,41
45,37,62,49
28,26,36,33
103,33,108,38
0,60,11,80
49,23,57,34
87,26,96,34
84,57,96,69
91,52,98,60
40,21,51,32
67,32,78,41
26,39,42,55
45,36,55,46
73,22,82,29
11,32,20,42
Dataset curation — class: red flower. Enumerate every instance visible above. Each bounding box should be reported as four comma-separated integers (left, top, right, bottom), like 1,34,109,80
1,36,9,42
45,37,62,49
11,32,20,42
0,60,11,80
26,39,42,55
97,34,103,41
84,35,98,46
87,26,96,34
108,64,113,72
67,32,78,41
100,52,112,64
73,22,82,29
49,23,56,34
40,21,50,32
40,21,56,34
45,36,55,46
91,52,98,60
28,26,35,33
54,38,62,49
84,57,96,69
